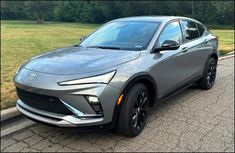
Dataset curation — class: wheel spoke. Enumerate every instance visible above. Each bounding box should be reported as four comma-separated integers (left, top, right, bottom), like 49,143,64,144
138,112,146,129
207,76,210,83
139,111,146,122
208,67,212,73
131,89,149,131
131,108,138,115
206,62,217,86
212,66,216,71
211,75,215,82
141,91,145,97
133,112,138,128
140,97,147,107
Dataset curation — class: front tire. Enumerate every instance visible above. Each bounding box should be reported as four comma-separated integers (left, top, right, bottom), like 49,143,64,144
197,57,217,89
116,83,149,137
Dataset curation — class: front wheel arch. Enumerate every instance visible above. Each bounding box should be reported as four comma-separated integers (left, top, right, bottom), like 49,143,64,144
111,73,158,128
120,73,158,106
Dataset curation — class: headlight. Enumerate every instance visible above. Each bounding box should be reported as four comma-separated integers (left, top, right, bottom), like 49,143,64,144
58,71,116,86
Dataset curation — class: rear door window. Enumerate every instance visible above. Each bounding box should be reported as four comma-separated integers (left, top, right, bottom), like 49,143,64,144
181,20,199,41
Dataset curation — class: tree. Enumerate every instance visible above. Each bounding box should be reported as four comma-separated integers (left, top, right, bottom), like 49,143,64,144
24,1,55,23
1,1,26,20
212,1,234,25
1,0,234,26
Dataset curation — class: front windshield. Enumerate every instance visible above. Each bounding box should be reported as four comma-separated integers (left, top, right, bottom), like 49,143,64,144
80,21,161,51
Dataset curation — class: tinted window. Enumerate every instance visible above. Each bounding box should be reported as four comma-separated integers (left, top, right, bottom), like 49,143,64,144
181,20,199,41
80,21,160,51
197,23,205,36
158,21,183,46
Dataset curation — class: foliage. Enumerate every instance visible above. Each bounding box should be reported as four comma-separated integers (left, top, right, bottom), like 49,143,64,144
1,1,26,19
24,1,55,23
1,1,234,26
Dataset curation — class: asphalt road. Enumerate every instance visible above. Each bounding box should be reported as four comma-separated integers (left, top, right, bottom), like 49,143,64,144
1,57,234,152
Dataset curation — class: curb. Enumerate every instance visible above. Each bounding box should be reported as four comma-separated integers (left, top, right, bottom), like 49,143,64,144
219,54,234,61
1,107,21,122
226,51,234,55
0,52,234,122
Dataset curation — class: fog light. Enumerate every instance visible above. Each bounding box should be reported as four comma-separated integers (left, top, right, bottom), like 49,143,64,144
87,96,99,103
86,96,103,114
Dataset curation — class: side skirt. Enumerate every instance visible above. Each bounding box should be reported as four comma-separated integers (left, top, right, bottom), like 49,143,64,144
157,75,202,104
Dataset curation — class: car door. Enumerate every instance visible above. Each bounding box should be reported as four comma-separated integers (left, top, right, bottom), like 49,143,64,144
182,21,214,75
149,20,201,98
179,20,212,81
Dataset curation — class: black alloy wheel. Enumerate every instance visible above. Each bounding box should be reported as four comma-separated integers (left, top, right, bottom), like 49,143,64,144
116,83,150,137
197,57,217,89
206,59,217,87
131,90,148,133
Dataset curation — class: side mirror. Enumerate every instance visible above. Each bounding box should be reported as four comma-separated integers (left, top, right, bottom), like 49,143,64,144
80,36,87,42
154,40,180,52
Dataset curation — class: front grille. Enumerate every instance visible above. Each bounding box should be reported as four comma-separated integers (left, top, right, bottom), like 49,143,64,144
16,88,73,115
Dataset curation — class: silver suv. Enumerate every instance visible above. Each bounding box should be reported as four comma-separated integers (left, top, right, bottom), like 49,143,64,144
14,16,218,137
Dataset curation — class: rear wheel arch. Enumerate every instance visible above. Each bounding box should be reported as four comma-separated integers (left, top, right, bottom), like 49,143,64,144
197,51,218,90
202,51,218,74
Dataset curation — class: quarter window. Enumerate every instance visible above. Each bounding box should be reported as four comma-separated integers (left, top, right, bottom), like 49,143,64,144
197,23,205,36
181,20,199,41
158,21,183,47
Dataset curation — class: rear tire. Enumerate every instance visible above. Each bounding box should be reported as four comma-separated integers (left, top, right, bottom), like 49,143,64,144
197,57,217,90
116,83,149,137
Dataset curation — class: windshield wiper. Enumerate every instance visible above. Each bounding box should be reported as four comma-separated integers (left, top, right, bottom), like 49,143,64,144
86,46,120,50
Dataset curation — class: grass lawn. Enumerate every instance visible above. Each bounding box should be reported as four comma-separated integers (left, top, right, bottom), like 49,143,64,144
1,20,234,109
210,29,234,55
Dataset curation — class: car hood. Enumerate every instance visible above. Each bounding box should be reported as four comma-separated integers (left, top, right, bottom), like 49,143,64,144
24,47,140,75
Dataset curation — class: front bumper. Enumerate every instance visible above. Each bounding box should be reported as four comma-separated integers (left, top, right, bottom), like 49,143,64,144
17,100,103,127
14,68,122,127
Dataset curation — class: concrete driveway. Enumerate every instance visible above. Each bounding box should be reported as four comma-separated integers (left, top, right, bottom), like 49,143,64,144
1,57,234,152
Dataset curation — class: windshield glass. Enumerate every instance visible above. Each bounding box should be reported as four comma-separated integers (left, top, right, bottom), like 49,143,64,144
79,21,161,51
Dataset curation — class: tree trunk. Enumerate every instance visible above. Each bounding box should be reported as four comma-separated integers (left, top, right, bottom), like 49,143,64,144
36,15,44,24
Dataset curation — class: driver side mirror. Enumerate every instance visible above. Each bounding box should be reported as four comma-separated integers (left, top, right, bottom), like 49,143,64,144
154,40,180,52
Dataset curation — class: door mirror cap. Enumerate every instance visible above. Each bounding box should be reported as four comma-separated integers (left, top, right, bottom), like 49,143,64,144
154,40,180,52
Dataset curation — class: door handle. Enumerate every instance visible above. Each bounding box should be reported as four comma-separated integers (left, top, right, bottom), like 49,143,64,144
181,47,188,53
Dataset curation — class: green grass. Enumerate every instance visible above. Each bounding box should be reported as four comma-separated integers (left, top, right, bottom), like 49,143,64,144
210,29,234,55
1,20,234,109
